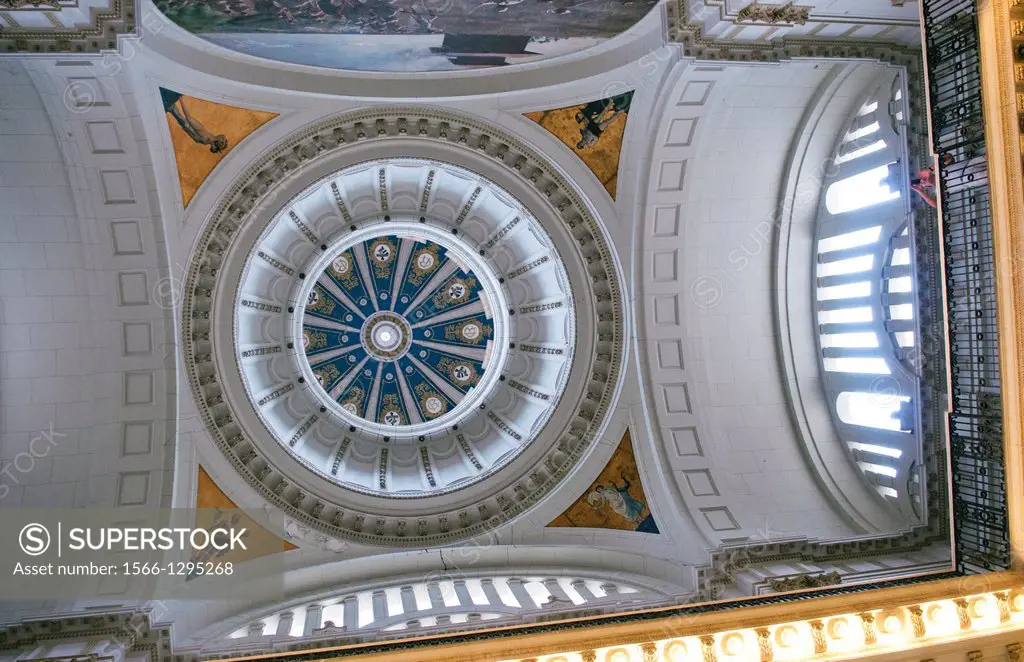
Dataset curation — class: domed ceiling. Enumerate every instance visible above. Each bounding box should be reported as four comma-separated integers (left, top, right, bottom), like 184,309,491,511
237,159,579,500
152,0,658,71
184,110,625,546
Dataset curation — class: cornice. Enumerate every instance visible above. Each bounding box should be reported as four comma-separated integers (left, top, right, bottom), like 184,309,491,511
190,574,1024,662
669,0,925,63
0,0,135,55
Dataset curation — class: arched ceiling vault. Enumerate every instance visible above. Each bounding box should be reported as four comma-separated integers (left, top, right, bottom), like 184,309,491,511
634,57,936,548
23,23,949,647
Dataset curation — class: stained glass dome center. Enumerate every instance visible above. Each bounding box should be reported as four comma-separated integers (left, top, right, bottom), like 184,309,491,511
298,224,505,436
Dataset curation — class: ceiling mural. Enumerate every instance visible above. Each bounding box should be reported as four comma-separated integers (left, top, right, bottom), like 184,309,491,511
151,0,658,72
160,87,278,207
194,466,297,569
526,91,633,199
301,232,498,428
548,429,659,533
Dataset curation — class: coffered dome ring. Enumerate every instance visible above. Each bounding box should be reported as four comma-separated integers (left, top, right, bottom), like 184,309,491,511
182,108,626,547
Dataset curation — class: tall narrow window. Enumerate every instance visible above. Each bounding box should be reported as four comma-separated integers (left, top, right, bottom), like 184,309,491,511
825,164,900,215
836,391,911,432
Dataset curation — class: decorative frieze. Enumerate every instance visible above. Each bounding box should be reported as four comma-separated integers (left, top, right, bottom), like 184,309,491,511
736,1,810,24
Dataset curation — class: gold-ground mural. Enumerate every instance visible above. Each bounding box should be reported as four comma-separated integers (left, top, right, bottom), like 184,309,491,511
192,466,296,573
548,428,659,533
525,91,633,199
161,88,277,208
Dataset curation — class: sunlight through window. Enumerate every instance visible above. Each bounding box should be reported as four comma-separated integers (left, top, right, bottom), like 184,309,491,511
844,122,880,143
837,391,910,431
858,100,879,116
848,441,902,458
817,254,874,277
890,247,910,266
817,226,883,253
824,357,891,374
818,307,873,324
820,332,879,348
889,303,914,320
858,461,898,478
825,165,900,215
817,281,871,301
836,139,887,165
887,276,913,293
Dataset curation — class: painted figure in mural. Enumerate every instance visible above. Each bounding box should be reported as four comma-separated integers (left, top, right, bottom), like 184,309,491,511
161,88,228,154
574,92,633,149
586,472,646,524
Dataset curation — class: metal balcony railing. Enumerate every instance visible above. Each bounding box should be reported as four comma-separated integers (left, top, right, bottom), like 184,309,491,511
922,0,1011,573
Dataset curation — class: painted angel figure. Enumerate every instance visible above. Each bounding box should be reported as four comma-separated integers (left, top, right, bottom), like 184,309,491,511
586,472,645,524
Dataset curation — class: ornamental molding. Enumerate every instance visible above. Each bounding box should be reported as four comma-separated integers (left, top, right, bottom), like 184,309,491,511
765,571,842,593
0,0,134,55
3,583,1024,662
669,0,924,62
0,0,62,9
735,2,810,25
0,610,171,662
693,526,946,600
181,107,626,548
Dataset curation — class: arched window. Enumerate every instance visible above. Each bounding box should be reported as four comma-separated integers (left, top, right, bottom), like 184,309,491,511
813,72,924,522
206,572,660,655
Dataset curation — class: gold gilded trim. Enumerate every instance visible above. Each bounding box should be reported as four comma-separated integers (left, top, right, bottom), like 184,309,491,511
211,574,1024,662
978,0,1024,568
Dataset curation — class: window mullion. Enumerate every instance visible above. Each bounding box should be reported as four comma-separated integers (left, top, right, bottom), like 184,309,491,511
819,205,902,240
816,272,874,288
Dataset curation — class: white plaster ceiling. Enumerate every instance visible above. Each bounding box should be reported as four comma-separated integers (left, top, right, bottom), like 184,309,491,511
0,20,948,644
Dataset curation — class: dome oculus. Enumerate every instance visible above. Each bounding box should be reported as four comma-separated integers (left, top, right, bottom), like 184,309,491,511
301,232,498,430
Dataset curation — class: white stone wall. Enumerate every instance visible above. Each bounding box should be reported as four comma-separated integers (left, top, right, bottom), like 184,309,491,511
0,59,175,617
0,60,105,510
681,63,856,540
638,61,900,546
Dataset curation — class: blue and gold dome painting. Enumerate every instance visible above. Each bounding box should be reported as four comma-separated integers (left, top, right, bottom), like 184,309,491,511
321,247,376,319
405,273,484,322
301,234,497,427
301,326,353,355
413,313,494,349
304,282,361,328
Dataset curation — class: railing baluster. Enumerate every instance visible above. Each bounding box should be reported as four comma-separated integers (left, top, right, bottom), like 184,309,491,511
922,0,1010,573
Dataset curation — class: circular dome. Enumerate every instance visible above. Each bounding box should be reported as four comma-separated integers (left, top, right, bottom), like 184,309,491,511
236,159,574,497
184,109,623,546
297,224,508,436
